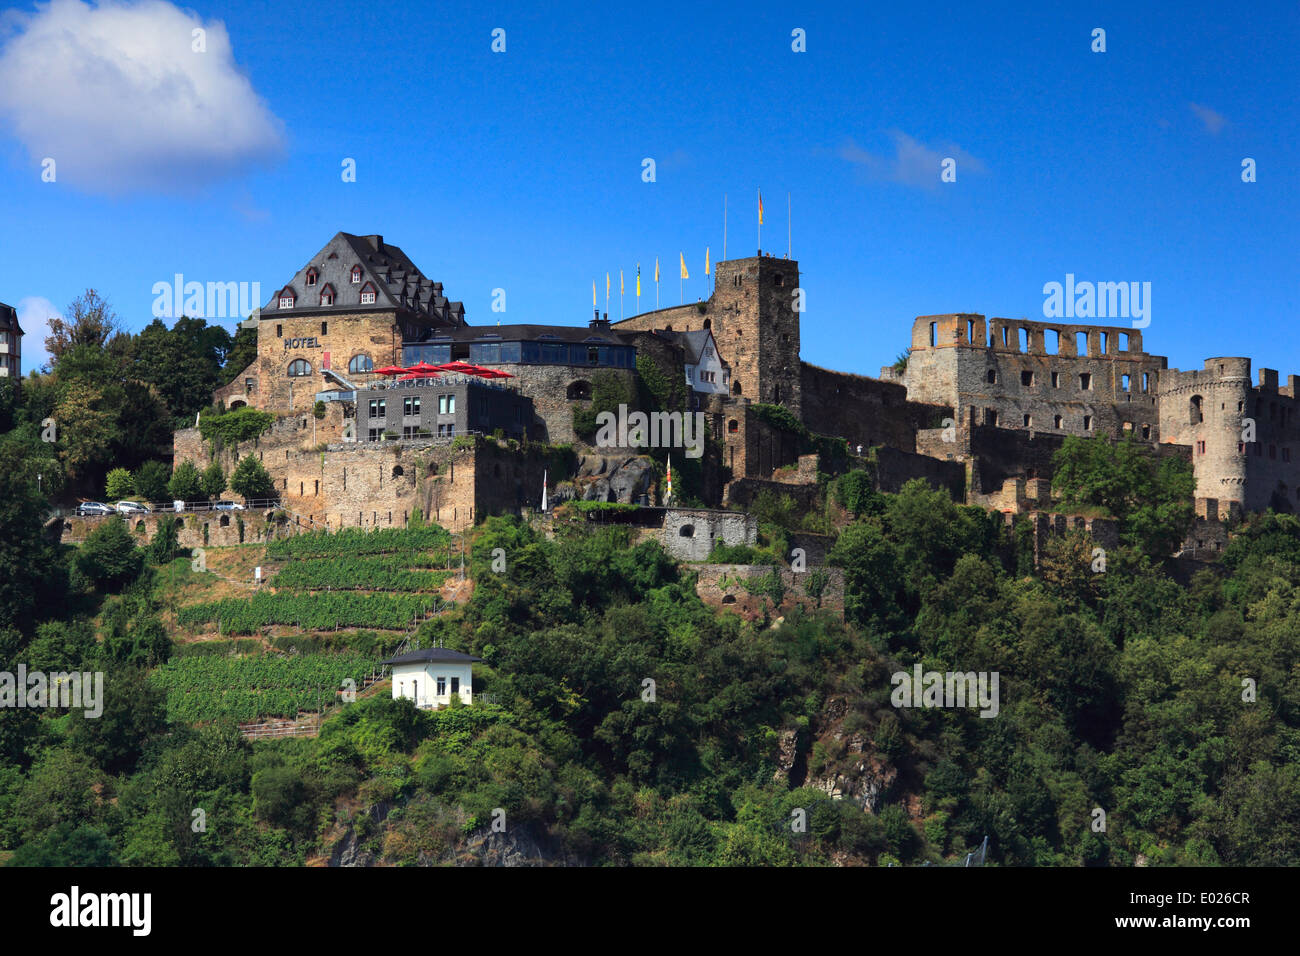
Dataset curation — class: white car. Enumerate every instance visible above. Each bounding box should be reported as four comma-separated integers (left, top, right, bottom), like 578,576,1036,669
115,501,151,515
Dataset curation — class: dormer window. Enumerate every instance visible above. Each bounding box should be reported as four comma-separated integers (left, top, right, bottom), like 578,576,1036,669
359,282,377,305
305,269,318,287
279,292,295,309
351,266,363,284
320,284,335,307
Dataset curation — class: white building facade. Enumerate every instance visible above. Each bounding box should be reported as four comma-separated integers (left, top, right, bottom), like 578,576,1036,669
381,648,482,709
0,302,22,380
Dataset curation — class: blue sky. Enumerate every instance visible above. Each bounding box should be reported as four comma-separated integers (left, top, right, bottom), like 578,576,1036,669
1,0,1296,381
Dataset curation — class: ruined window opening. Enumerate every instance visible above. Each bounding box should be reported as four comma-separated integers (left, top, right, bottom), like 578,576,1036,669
721,594,736,604
1079,372,1091,390
732,381,742,396
967,319,974,342
1121,374,1131,391
727,419,738,433
1046,329,1060,353
1053,415,1063,429
1076,332,1088,356
1119,332,1130,351
1051,371,1059,388
1100,332,1109,354
392,465,404,478
1190,395,1203,425
1018,328,1029,352
679,524,695,537
567,380,592,400
1141,424,1150,440
1023,414,1032,427
986,369,997,384
1083,415,1092,430
774,274,784,287
929,322,937,347
1021,370,1034,387
1143,372,1151,392
985,408,998,426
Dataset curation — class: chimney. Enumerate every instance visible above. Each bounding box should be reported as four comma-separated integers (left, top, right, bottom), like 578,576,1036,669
365,235,383,251
589,311,611,331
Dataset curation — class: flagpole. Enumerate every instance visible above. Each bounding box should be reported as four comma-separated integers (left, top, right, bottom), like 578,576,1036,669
788,192,792,259
758,188,761,253
723,194,727,261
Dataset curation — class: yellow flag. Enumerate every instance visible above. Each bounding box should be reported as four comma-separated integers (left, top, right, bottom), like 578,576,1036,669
680,252,689,280
758,189,764,225
655,257,659,283
636,264,641,296
606,272,610,298
705,246,710,276
592,280,596,307
620,270,624,295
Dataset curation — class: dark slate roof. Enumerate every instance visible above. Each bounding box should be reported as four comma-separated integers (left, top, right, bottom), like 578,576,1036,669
0,302,22,335
380,648,483,666
672,329,727,368
262,233,467,328
412,323,631,345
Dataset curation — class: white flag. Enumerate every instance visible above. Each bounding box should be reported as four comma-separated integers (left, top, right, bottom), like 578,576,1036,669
541,469,548,512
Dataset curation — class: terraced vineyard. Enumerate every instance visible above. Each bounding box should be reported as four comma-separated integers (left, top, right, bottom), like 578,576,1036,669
266,525,452,559
271,554,452,592
150,653,375,722
178,592,439,634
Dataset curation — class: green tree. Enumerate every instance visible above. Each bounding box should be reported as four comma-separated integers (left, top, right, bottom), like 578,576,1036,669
76,516,143,591
229,454,275,500
200,460,226,499
105,466,134,500
168,459,202,501
1052,435,1195,556
133,460,170,502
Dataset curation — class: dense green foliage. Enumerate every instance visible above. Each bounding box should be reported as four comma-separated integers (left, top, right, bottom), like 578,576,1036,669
198,407,275,450
229,454,275,500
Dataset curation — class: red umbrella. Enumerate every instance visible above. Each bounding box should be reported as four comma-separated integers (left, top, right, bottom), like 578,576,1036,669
373,365,407,376
432,361,478,373
480,368,515,379
397,371,440,381
405,361,441,374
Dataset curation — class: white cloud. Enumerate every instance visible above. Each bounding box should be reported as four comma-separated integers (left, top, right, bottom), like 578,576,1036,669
840,131,986,189
15,296,58,373
1189,103,1227,135
0,0,286,194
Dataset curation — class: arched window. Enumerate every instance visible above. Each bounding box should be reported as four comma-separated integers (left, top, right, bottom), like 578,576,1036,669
305,269,317,287
678,524,695,537
351,266,363,284
566,380,592,400
732,381,742,396
320,283,335,306
727,419,739,433
1190,395,1204,425
349,354,374,374
288,359,312,377
392,465,404,479
703,319,711,329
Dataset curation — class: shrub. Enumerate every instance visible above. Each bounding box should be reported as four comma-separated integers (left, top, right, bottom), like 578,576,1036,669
313,400,326,420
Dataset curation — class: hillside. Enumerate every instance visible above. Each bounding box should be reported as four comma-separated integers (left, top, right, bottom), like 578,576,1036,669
3,451,1299,866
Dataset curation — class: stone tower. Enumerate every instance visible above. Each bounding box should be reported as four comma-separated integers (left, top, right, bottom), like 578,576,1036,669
610,253,803,416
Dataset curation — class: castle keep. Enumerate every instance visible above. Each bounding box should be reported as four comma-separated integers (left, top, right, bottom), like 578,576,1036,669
165,230,1297,544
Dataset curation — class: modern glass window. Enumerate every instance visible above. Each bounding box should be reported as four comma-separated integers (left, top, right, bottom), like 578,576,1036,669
437,677,446,696
404,396,420,415
368,399,386,418
349,354,373,374
287,359,311,376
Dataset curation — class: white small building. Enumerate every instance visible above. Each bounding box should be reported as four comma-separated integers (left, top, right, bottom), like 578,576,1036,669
678,329,730,397
381,648,482,709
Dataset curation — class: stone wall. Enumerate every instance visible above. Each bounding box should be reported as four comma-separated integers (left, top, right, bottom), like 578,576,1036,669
659,508,757,561
723,477,822,512
800,362,948,453
59,510,292,550
871,446,966,499
1020,512,1121,566
689,563,845,622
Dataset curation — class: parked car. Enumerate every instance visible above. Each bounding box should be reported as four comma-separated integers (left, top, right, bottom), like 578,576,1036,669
115,500,151,515
76,501,115,516
212,501,246,511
